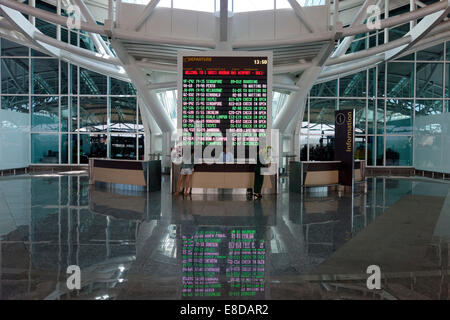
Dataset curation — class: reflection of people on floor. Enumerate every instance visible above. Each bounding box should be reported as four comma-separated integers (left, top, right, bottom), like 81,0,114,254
175,149,194,196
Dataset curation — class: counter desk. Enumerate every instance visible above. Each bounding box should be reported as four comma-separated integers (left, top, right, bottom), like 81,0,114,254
89,158,161,192
171,163,278,194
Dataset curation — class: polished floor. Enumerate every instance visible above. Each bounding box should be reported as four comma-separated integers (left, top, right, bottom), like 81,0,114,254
0,172,449,300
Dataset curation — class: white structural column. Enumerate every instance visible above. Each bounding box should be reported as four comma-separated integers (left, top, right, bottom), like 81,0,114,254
111,38,175,133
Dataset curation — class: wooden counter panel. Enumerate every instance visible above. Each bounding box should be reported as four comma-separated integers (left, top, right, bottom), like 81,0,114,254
191,172,225,188
93,167,146,186
304,170,339,186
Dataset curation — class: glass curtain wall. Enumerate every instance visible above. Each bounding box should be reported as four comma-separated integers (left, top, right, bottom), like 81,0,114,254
0,37,142,165
304,40,449,167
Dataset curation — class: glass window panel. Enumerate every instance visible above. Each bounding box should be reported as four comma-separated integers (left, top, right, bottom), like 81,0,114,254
71,64,78,94
417,43,444,61
110,97,137,133
36,18,57,38
447,41,450,60
61,27,69,43
79,68,107,95
61,61,69,94
308,135,334,161
32,96,59,132
345,35,366,55
61,96,69,132
79,33,96,52
70,134,78,164
339,99,366,134
234,0,274,12
299,134,307,161
355,136,366,160
367,136,375,166
157,0,171,7
445,63,449,98
387,62,414,98
31,48,50,57
386,136,412,166
1,58,29,94
310,79,337,97
70,97,78,132
395,53,414,61
416,63,443,98
276,0,291,9
376,99,384,134
110,77,137,95
385,99,413,134
376,135,384,166
79,97,108,131
31,133,59,164
389,23,409,41
32,58,59,94
1,96,29,113
415,99,442,116
339,71,367,97
138,134,145,160
368,99,375,134
79,134,107,163
377,62,385,97
446,100,450,113
377,31,384,46
309,98,336,135
173,0,215,12
61,134,68,164
110,133,137,160
368,68,376,98
70,31,78,46
1,38,28,56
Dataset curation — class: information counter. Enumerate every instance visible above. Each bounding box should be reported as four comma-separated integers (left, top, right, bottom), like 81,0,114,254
171,163,277,194
289,160,366,193
89,158,161,191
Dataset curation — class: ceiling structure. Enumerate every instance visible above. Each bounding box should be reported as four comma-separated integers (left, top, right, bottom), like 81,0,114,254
0,0,448,135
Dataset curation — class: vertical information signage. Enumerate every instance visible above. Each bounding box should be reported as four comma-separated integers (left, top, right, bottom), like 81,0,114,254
178,52,272,148
335,109,355,186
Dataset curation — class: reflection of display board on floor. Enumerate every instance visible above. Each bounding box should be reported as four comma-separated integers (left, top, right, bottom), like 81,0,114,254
180,226,266,299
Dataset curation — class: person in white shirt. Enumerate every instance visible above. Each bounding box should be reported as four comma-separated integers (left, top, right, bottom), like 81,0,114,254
219,146,234,163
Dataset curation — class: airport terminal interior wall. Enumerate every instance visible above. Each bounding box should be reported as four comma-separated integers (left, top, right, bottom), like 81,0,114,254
303,40,450,167
0,37,144,166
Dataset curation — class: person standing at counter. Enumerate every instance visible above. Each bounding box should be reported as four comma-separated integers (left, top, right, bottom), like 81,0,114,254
175,149,195,196
253,146,271,199
219,146,234,163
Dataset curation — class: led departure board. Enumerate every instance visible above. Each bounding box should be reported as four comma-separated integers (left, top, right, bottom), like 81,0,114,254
181,227,266,299
178,52,272,147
